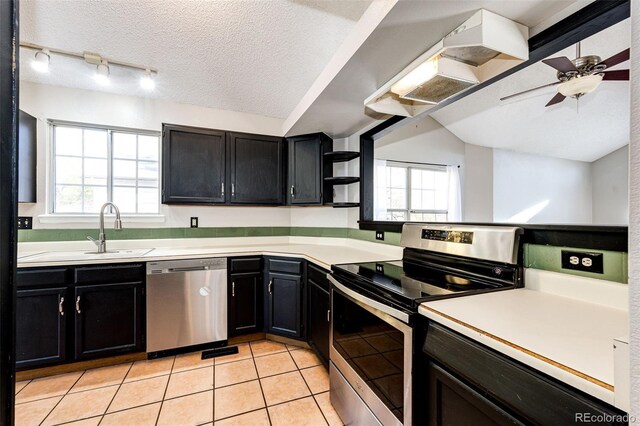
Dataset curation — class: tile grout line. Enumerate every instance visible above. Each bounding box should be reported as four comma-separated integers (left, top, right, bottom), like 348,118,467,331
39,370,87,426
296,359,330,425
14,379,31,398
154,356,177,426
249,342,273,426
98,361,135,425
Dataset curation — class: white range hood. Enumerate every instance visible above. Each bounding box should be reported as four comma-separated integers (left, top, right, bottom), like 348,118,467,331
365,9,530,117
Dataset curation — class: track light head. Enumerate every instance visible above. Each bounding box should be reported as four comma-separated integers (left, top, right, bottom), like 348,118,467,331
140,68,155,90
32,49,50,73
94,60,110,85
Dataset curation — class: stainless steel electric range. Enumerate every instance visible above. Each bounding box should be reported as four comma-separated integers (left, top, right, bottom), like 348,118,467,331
327,224,523,426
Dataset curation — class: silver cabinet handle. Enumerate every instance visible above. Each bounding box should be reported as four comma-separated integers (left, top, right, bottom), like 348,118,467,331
268,279,273,294
290,185,295,198
231,183,235,197
232,282,235,297
327,309,330,323
75,296,81,314
221,182,225,197
59,296,65,316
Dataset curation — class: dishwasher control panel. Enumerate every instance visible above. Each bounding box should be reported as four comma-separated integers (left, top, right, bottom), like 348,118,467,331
147,257,227,274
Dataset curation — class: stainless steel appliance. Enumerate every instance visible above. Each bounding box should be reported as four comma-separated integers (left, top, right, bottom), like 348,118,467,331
146,258,227,354
328,224,522,426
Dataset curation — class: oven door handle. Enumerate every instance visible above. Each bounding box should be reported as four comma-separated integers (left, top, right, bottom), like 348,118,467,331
327,274,410,324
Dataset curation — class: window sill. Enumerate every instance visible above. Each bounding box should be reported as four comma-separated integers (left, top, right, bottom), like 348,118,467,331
38,214,166,225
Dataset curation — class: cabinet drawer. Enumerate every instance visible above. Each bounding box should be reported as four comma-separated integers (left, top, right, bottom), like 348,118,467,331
308,263,330,292
17,268,68,288
74,264,145,285
229,257,262,273
268,258,303,275
424,323,625,424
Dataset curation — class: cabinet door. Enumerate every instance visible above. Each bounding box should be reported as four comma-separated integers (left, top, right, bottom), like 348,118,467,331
74,282,144,360
162,124,226,204
16,287,67,369
287,135,322,205
307,281,330,366
266,272,302,338
228,132,283,204
428,363,521,426
228,272,262,336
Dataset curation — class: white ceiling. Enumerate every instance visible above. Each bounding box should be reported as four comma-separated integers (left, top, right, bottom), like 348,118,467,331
284,0,583,137
19,0,371,119
431,18,630,162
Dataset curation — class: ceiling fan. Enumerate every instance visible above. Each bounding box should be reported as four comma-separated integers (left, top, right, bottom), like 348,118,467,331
500,43,629,107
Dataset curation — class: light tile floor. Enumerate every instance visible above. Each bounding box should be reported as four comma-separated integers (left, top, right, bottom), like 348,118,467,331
15,340,343,426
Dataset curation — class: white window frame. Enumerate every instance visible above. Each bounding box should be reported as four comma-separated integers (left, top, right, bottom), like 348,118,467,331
385,160,449,221
47,120,163,221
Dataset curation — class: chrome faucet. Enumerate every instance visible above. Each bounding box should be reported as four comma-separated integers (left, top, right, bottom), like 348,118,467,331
87,202,123,253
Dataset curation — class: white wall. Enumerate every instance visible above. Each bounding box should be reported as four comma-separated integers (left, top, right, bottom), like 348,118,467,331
493,149,593,224
628,0,639,415
19,81,349,229
464,144,494,222
592,145,629,225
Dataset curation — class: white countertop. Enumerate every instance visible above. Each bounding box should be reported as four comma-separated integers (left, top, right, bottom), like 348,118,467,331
419,286,629,406
17,237,403,270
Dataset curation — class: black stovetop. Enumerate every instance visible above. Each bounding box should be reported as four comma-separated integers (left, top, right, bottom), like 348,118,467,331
331,252,519,312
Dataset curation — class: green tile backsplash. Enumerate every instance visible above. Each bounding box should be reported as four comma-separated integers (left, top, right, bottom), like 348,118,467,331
524,244,628,284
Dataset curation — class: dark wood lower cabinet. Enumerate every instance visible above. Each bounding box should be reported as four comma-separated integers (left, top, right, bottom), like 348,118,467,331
266,272,302,339
228,272,262,336
16,287,67,369
428,362,521,426
74,282,144,359
307,264,330,366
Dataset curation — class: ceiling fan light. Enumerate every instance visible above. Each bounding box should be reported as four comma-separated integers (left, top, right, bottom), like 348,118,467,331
557,74,603,97
31,49,50,73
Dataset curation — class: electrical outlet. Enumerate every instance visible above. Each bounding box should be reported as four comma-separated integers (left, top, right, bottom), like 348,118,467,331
17,216,32,230
561,250,603,274
375,231,384,241
190,217,198,228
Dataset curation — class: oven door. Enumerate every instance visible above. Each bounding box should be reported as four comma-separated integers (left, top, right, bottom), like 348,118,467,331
328,275,412,426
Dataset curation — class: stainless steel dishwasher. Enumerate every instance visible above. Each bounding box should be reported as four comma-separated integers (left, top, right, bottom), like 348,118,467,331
146,258,227,354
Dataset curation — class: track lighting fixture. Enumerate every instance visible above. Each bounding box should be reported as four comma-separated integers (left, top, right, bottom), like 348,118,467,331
31,48,50,73
20,41,158,89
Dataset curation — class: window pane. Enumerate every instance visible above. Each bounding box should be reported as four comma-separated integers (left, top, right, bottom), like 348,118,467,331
138,135,158,161
113,133,137,159
56,157,83,184
434,190,447,210
83,129,108,158
113,187,137,213
421,190,435,209
422,170,435,189
390,167,406,188
55,185,83,212
138,187,159,213
411,189,422,210
435,171,448,190
389,189,406,209
113,159,137,186
387,210,407,221
84,158,108,186
83,186,108,213
138,161,158,187
55,127,83,156
411,169,423,189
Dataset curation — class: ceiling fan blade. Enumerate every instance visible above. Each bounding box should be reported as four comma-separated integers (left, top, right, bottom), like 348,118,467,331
602,69,629,81
542,56,577,73
545,92,566,107
500,81,561,101
600,48,630,69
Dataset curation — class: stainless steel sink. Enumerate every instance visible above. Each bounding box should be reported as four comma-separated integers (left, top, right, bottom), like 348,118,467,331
19,248,154,263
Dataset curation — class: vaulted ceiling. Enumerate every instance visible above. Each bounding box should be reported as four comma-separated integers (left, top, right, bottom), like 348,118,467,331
19,0,370,119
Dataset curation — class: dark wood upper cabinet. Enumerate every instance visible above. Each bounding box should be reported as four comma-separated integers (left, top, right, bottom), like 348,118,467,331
162,124,226,204
286,133,332,205
18,110,37,203
228,132,284,205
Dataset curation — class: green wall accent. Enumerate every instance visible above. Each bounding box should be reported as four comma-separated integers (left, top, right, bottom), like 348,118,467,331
523,244,628,284
18,226,403,246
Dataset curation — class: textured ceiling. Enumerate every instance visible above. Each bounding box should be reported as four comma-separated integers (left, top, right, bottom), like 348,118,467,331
285,0,581,137
19,0,371,119
431,18,630,162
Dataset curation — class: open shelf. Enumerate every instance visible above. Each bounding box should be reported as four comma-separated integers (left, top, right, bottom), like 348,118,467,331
324,151,360,163
324,176,360,185
326,202,360,208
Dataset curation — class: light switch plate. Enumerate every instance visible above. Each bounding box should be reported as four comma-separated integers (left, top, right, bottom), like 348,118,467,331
190,217,198,228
